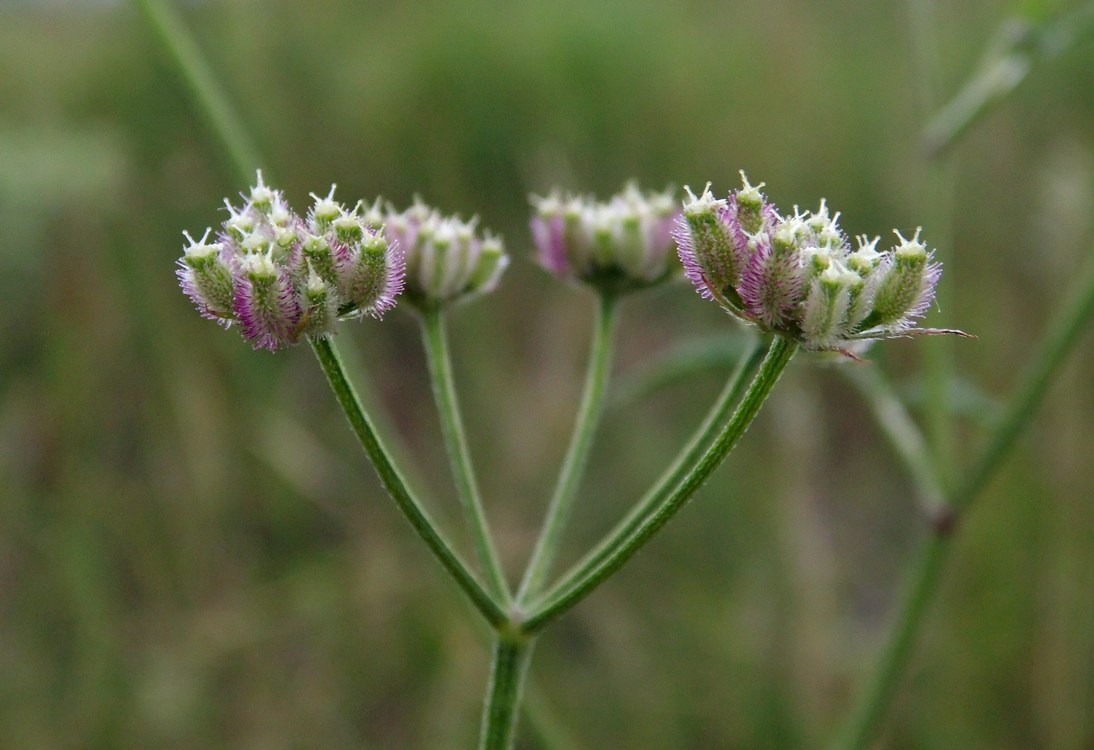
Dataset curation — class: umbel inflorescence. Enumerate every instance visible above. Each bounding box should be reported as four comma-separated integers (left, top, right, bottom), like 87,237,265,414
529,183,679,294
177,173,403,350
675,172,965,354
177,173,508,349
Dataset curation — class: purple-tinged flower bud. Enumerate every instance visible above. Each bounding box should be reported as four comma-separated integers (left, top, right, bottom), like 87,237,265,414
302,234,335,284
739,223,804,329
846,235,883,276
804,199,847,251
233,252,301,351
733,172,769,236
336,231,404,318
224,202,257,241
469,234,506,291
178,228,234,322
726,172,779,257
529,192,584,278
246,171,277,214
530,183,679,294
176,173,406,350
676,184,743,309
308,186,343,233
333,212,365,245
383,199,508,309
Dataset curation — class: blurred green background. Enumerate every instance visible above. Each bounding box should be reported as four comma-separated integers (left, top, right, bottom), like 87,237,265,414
1,0,1092,747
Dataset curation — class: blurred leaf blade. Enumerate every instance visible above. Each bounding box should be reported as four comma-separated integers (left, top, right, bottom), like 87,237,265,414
923,2,1094,156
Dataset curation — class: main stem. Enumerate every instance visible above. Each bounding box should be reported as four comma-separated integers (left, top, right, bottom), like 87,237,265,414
479,633,536,750
309,336,506,627
525,335,798,633
421,308,511,603
518,292,619,601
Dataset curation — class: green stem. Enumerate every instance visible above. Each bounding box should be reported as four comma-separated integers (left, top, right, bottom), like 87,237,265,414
828,256,1094,750
309,336,506,627
133,0,263,185
532,336,766,613
518,292,620,600
479,633,536,750
420,308,511,604
524,336,798,634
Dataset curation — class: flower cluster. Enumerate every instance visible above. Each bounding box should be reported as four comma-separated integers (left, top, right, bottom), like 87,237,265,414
675,173,957,353
530,183,679,294
177,173,404,351
374,198,508,310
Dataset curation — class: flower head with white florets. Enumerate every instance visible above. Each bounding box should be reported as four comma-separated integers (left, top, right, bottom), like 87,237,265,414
177,172,404,351
674,172,968,356
530,182,680,295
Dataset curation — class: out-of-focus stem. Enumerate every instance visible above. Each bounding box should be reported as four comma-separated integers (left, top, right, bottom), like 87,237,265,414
133,0,263,184
843,365,948,519
830,256,1094,750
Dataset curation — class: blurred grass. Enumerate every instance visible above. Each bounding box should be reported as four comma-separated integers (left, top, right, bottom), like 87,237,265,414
1,0,1092,747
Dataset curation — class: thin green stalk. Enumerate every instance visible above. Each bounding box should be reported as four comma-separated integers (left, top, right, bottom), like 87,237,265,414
828,256,1094,750
310,336,506,627
532,336,766,612
518,292,620,601
479,633,536,750
420,307,510,604
133,0,263,185
524,336,798,634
